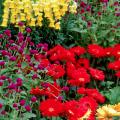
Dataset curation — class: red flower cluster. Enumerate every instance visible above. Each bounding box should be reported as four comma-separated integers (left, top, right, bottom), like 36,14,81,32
77,88,105,103
39,96,98,120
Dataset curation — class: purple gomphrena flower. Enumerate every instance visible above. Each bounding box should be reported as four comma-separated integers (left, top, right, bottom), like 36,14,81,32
26,27,32,33
0,34,3,39
16,78,23,87
18,22,24,27
30,50,38,54
25,105,31,112
0,75,7,80
0,61,5,66
0,81,3,86
42,46,48,51
19,100,26,106
17,63,21,68
9,40,14,44
30,42,34,46
58,96,63,101
4,29,11,37
41,82,49,88
8,78,12,83
0,103,3,109
1,50,10,56
62,86,69,92
86,5,91,12
18,32,23,37
8,83,16,89
31,96,37,102
26,37,31,42
1,110,6,115
32,74,38,80
9,56,16,61
80,1,86,8
18,48,23,54
36,43,43,48
13,103,18,108
54,61,60,65
87,21,92,27
18,36,24,43
98,11,102,16
114,1,119,6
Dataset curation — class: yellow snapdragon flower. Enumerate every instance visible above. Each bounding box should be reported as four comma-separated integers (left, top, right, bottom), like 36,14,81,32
1,0,77,29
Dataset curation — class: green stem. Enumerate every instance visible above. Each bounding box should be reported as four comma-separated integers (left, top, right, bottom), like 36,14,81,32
116,77,119,86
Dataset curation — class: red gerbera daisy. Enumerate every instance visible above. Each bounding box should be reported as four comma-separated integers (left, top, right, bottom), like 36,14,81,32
85,88,105,103
104,47,113,56
88,44,105,58
47,45,75,62
76,58,90,69
89,67,105,81
115,71,120,78
39,99,63,117
66,62,76,78
78,96,98,115
77,88,105,103
108,60,120,70
112,44,120,58
64,100,90,120
47,64,65,80
69,46,86,56
67,68,90,86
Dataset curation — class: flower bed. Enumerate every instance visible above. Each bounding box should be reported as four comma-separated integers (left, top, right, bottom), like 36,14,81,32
0,0,120,120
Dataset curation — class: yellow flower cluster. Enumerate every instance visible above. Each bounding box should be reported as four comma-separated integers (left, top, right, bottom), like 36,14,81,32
1,0,77,29
96,103,120,120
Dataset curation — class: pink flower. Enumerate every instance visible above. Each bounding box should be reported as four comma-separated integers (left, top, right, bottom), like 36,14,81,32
31,96,37,102
0,103,3,109
26,28,32,33
19,100,26,106
13,103,18,108
25,105,31,112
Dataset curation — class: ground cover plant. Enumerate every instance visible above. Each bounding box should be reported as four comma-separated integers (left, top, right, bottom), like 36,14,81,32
0,0,120,120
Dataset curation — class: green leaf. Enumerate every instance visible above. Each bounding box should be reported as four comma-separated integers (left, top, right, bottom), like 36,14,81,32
109,87,120,104
22,112,36,120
